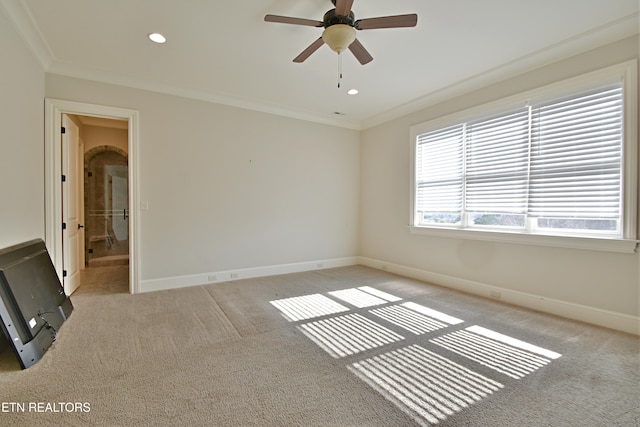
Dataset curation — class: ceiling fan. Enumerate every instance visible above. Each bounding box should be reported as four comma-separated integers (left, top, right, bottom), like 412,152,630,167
264,0,418,65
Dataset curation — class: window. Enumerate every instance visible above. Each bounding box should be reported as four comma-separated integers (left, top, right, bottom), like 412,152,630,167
410,62,638,252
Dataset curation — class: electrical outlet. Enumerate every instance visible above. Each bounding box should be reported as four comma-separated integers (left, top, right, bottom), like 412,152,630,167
230,273,239,279
207,275,217,282
381,264,388,271
490,291,502,299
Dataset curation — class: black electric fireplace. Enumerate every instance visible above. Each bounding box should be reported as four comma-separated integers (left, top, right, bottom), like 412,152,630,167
0,239,73,369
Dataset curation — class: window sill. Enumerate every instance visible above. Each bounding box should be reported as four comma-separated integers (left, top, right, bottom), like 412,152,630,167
408,226,638,253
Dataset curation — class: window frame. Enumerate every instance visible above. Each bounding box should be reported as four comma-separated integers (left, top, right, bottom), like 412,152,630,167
409,61,638,253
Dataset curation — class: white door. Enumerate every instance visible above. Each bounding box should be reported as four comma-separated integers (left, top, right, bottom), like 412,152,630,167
62,115,82,295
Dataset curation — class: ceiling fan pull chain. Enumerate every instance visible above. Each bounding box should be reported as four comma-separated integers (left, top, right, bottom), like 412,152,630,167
337,53,343,88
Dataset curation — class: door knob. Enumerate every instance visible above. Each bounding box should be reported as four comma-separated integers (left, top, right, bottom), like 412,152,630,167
78,224,84,229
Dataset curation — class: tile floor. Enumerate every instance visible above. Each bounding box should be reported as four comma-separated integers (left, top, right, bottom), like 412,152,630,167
75,265,130,296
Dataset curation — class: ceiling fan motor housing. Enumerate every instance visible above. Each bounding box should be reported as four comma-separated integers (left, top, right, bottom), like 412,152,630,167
323,9,355,28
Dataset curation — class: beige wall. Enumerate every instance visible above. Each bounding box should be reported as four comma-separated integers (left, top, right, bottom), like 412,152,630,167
45,75,361,285
360,36,640,320
82,125,128,154
0,7,45,249
1,3,637,329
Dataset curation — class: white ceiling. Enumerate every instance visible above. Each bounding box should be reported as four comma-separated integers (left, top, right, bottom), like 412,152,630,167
3,0,638,129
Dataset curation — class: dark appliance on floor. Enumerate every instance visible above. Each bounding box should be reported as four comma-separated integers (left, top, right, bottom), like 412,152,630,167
0,239,73,369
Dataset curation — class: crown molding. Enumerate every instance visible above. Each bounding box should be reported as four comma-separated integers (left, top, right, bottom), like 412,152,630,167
3,0,636,132
2,0,361,130
0,0,54,69
362,12,640,130
47,60,364,130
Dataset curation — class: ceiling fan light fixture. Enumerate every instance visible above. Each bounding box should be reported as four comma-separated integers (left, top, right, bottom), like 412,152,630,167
322,24,356,54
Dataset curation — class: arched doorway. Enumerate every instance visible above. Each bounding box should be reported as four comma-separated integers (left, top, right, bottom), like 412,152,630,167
84,146,129,268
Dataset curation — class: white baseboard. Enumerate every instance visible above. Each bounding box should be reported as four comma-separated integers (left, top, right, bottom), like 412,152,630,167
357,256,640,336
139,257,359,293
139,254,638,335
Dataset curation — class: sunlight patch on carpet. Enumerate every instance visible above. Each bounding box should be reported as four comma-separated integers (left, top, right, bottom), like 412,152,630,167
270,294,349,322
358,286,402,302
349,345,504,426
430,326,561,379
370,305,449,335
271,284,566,424
298,313,404,358
328,288,398,308
402,302,464,325
466,325,562,359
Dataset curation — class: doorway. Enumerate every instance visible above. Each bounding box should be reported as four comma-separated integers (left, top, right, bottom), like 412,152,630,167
81,123,130,270
44,99,139,294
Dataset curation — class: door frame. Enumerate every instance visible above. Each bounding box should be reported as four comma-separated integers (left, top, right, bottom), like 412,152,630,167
45,98,140,294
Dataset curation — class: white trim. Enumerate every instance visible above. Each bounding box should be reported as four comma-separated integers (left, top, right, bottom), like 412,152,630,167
45,62,363,131
0,0,53,69
139,257,359,293
44,99,140,294
409,61,637,138
408,226,638,254
364,12,640,129
138,254,640,335
3,0,635,131
622,60,638,240
357,257,640,336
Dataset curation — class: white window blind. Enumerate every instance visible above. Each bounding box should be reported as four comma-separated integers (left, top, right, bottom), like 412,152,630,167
416,125,463,224
414,82,626,237
529,86,623,222
466,108,530,215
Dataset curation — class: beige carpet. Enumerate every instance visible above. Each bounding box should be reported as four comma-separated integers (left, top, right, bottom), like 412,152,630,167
0,265,638,426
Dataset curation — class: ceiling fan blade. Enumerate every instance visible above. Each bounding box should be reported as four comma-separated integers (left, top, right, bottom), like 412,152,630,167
348,38,373,65
355,14,418,30
293,37,325,63
264,14,324,27
335,0,354,16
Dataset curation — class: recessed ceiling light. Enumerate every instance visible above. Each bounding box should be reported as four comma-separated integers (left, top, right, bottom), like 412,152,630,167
148,33,166,44
347,89,359,95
